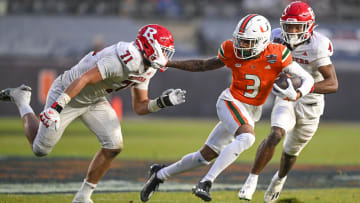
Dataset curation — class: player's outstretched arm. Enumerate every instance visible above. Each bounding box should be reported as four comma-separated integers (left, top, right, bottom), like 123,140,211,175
167,56,224,72
131,87,186,115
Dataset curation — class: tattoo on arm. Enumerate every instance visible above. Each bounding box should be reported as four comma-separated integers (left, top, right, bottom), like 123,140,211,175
167,56,224,72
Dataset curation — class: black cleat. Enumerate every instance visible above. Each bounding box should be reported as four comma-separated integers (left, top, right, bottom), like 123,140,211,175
0,84,32,102
0,88,12,102
140,164,166,202
192,180,212,202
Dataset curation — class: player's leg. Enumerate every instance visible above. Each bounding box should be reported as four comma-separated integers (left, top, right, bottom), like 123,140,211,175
240,98,295,201
73,99,122,203
156,122,231,180
193,99,256,201
141,121,232,202
264,117,319,203
0,85,39,146
32,78,83,156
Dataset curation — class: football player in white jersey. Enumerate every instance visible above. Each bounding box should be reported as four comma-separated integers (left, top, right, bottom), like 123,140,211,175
239,2,338,202
0,24,186,203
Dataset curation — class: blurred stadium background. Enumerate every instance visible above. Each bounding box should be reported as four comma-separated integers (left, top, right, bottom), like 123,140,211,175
0,0,359,121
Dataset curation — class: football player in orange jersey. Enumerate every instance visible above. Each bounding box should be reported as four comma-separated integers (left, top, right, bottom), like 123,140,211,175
140,14,314,202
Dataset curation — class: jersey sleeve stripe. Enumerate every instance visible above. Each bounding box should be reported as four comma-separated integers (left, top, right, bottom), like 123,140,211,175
282,47,291,62
219,44,225,59
224,100,248,126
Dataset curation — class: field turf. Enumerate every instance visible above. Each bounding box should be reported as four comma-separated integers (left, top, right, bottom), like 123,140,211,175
0,117,359,165
1,188,360,203
0,117,359,203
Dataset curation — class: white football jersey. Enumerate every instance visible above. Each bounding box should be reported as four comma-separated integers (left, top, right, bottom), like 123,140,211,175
61,41,156,105
271,28,334,103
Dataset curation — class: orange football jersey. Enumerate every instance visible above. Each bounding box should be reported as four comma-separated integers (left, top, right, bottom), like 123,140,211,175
218,40,292,106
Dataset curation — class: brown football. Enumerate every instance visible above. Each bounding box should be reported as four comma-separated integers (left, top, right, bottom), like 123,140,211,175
274,73,302,90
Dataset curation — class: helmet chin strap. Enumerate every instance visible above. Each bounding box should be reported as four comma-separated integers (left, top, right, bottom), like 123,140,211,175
288,34,300,48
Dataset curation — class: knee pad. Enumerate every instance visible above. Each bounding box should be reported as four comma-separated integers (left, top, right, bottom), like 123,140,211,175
32,141,52,157
235,133,255,151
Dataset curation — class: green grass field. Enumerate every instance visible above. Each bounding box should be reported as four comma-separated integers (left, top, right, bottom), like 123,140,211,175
1,117,359,165
0,117,360,203
1,189,360,203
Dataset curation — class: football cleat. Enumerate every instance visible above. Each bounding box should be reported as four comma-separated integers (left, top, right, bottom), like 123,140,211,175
238,174,258,201
264,171,287,203
0,84,32,105
72,197,93,203
140,164,166,202
192,180,212,202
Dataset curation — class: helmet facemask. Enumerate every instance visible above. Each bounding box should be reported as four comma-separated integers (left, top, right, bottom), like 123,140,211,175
280,21,314,48
149,40,175,71
233,35,261,59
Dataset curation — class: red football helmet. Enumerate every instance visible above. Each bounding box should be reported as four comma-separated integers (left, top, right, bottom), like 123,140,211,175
280,1,316,47
136,24,175,71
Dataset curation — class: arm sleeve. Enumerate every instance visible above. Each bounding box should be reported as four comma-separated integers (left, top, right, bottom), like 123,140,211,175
283,62,314,97
96,54,124,80
312,56,332,68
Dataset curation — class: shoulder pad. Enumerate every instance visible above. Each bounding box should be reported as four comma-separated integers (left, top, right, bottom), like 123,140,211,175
218,40,234,60
116,42,143,73
309,31,334,59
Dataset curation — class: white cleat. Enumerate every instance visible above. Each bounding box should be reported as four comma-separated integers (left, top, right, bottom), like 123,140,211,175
239,174,258,201
72,195,94,203
0,84,32,106
264,171,287,203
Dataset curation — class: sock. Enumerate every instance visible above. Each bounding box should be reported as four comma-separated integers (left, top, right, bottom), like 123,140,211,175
17,104,34,118
74,179,97,201
157,151,210,180
201,133,255,182
245,173,259,185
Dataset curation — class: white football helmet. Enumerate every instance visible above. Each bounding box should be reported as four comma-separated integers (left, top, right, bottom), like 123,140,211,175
232,14,271,59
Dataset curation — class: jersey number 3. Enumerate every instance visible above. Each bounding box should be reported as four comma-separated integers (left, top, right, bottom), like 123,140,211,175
244,74,260,98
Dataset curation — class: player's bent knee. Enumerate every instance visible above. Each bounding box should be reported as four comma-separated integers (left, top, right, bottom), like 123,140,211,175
235,133,255,151
268,127,285,145
102,148,122,158
32,143,51,157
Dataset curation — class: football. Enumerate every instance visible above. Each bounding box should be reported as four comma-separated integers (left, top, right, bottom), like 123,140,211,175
274,73,302,90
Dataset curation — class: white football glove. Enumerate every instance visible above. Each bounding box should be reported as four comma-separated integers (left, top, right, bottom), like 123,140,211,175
159,88,186,107
39,107,60,131
148,88,186,112
273,78,298,101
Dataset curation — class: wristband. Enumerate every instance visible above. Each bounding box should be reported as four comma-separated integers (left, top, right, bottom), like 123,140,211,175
148,99,161,112
51,102,63,113
56,93,71,107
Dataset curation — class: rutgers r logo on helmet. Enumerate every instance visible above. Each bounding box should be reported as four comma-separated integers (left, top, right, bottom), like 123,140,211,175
142,27,157,44
135,24,175,71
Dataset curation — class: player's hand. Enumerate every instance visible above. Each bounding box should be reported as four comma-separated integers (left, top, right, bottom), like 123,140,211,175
158,88,186,107
273,78,298,101
151,61,168,72
39,107,60,131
